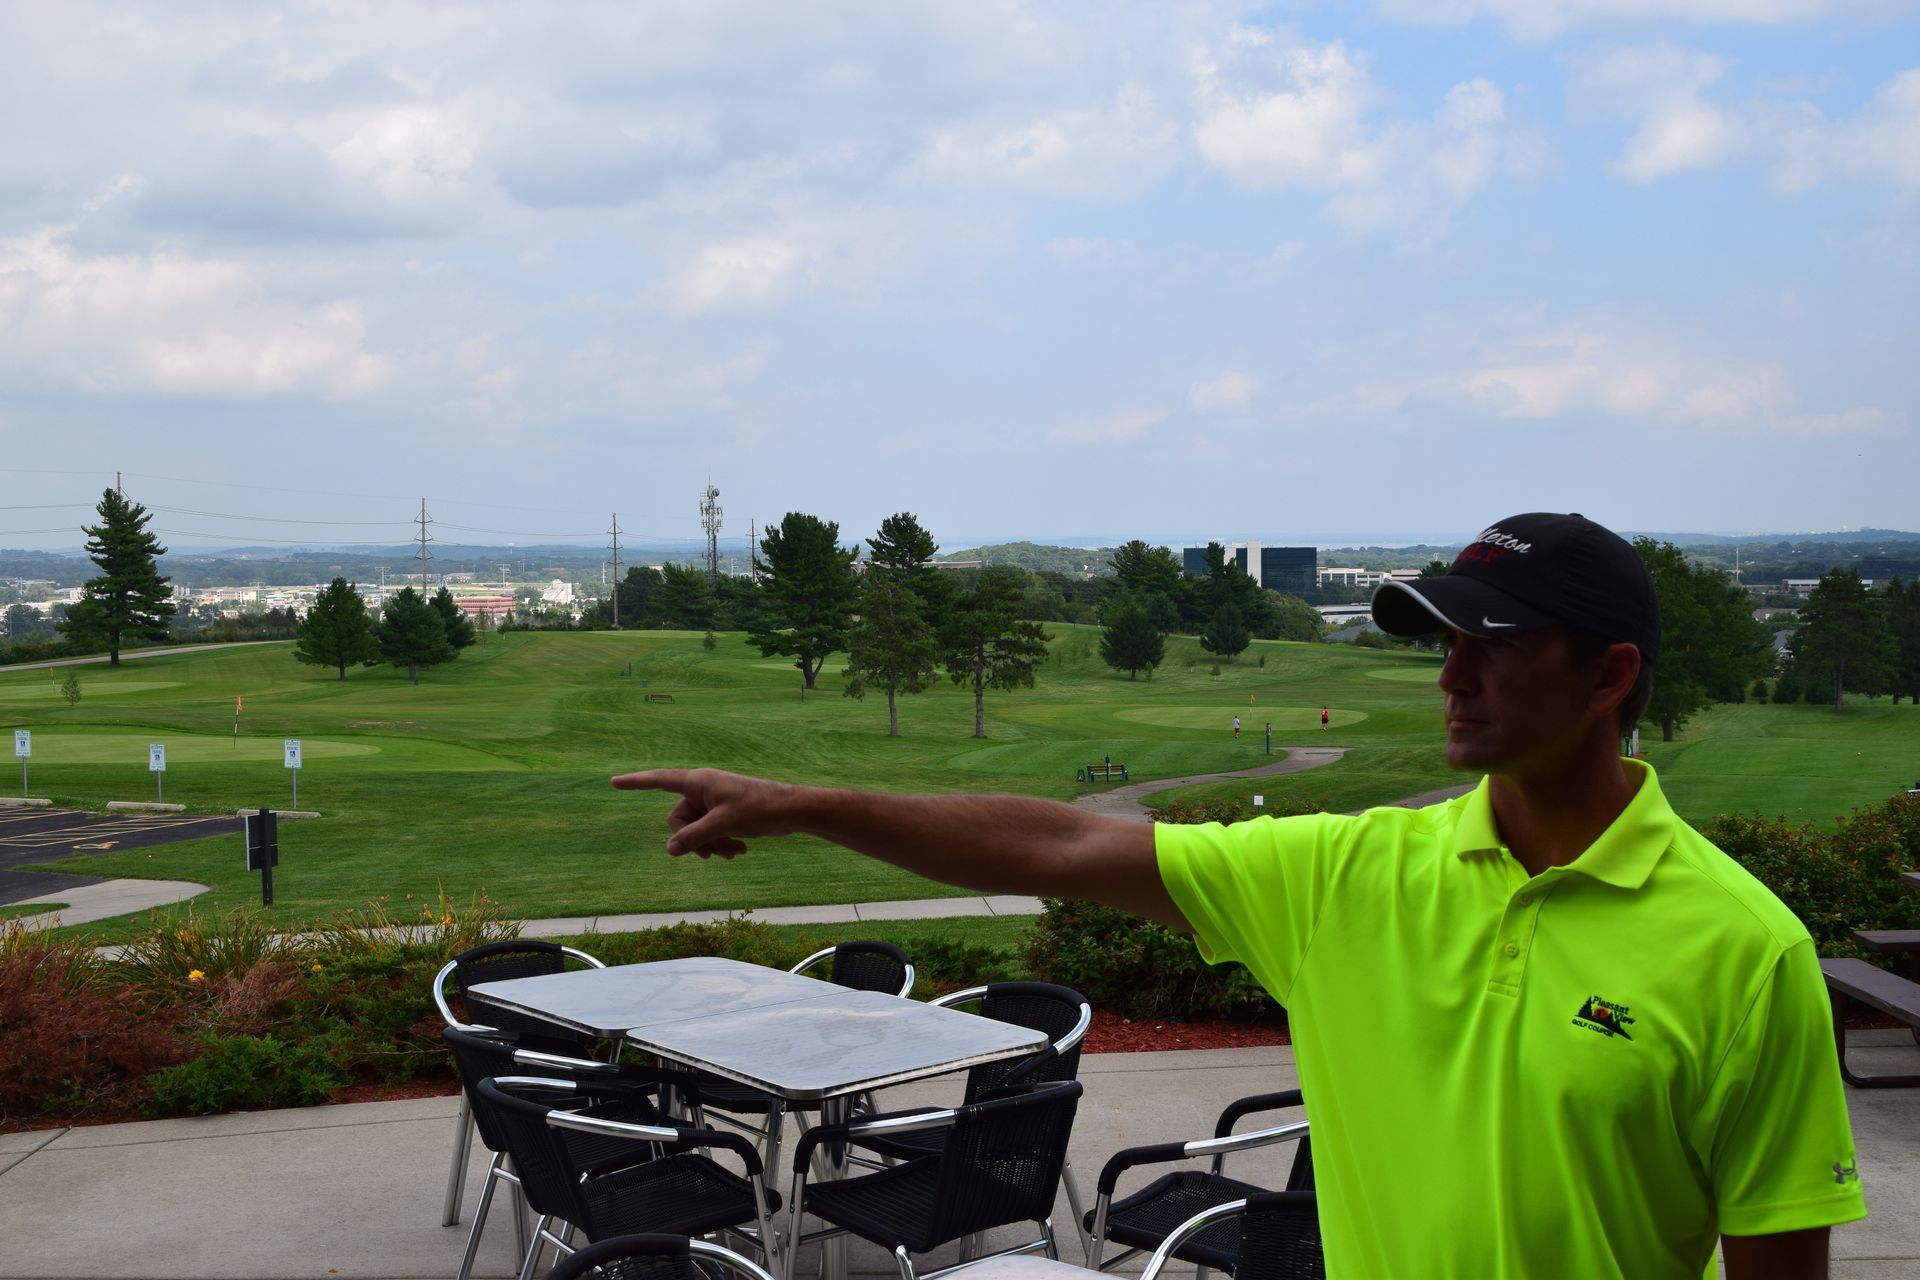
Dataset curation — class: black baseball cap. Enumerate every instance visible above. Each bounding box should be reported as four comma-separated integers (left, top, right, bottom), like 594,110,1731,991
1370,512,1660,665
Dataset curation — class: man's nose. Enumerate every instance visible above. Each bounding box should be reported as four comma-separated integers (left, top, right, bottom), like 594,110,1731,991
1439,642,1475,693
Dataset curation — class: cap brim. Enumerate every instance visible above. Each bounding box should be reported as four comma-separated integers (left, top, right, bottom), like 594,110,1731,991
1370,577,1558,638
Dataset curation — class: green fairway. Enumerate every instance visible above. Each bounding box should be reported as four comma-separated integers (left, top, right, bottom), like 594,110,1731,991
1,627,1911,938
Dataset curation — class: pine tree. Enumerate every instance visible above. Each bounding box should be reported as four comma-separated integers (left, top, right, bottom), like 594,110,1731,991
941,565,1052,738
1794,568,1896,711
429,587,478,650
59,488,176,666
1099,595,1164,680
746,513,858,689
1200,603,1251,658
866,512,956,631
295,578,379,679
844,574,938,736
376,587,453,685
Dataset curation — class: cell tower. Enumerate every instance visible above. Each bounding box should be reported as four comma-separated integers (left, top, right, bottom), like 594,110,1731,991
748,518,758,584
414,499,435,588
700,481,722,581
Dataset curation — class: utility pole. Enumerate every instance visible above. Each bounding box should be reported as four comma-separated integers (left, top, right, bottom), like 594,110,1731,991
748,518,758,584
700,481,722,581
414,499,434,590
115,471,124,498
608,513,623,629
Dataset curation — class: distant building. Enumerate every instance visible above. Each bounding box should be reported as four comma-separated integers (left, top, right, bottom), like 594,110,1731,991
1318,566,1421,591
451,594,515,620
1181,542,1317,594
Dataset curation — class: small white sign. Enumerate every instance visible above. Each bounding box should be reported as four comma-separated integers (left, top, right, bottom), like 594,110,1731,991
283,739,302,770
1253,795,1264,807
149,742,166,772
12,730,27,759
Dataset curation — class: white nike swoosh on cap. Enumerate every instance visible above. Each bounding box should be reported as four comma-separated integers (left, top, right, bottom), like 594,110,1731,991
1482,617,1517,629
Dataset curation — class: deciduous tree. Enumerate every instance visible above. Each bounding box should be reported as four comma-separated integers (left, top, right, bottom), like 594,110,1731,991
376,587,453,685
942,565,1052,738
1099,595,1164,680
295,578,379,679
747,512,858,689
60,489,176,666
1635,539,1773,740
844,574,939,736
1794,568,1895,711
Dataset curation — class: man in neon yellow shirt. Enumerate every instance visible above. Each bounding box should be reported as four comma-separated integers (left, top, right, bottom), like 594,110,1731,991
615,511,1865,1278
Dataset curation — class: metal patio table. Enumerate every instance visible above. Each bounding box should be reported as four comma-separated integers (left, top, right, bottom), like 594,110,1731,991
469,957,1050,1279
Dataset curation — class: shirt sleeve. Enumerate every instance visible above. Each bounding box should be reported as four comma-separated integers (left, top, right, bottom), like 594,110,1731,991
1695,938,1868,1237
1154,814,1342,1005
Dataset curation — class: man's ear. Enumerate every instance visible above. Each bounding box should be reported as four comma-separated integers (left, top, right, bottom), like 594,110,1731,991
1590,642,1641,719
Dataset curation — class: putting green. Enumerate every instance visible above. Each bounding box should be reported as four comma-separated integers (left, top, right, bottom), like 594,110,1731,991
0,680,185,701
1114,706,1366,730
18,733,381,764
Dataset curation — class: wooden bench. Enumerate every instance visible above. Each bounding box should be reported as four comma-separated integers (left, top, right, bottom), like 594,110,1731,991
644,693,675,704
1077,763,1128,783
1819,957,1920,1087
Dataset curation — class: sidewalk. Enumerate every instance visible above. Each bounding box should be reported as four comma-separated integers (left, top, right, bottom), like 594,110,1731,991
3,1036,1918,1279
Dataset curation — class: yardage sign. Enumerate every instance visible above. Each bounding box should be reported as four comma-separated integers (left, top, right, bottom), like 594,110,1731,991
149,743,166,772
12,730,27,758
283,739,302,770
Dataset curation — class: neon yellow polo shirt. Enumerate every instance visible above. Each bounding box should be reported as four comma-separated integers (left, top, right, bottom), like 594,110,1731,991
1156,761,1865,1279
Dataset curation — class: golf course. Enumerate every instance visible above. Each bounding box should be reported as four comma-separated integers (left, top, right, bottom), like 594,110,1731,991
2,627,1913,939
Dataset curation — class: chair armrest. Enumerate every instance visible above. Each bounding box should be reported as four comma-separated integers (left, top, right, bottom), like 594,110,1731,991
1216,1089,1304,1138
1094,1121,1311,1197
548,1105,766,1178
792,1103,963,1173
1137,1199,1251,1280
510,1050,700,1099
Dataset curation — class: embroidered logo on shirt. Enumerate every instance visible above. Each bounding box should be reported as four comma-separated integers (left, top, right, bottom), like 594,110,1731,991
1573,995,1634,1040
1832,1161,1859,1185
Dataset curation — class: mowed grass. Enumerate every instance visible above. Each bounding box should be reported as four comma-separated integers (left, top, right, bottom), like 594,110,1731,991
1,628,1912,939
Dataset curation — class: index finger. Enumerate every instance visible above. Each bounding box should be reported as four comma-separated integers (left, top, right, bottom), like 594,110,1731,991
611,769,691,792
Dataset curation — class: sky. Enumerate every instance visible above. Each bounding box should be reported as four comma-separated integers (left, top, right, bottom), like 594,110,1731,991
0,1,1915,556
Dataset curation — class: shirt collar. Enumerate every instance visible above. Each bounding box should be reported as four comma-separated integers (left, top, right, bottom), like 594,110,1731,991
1450,759,1675,890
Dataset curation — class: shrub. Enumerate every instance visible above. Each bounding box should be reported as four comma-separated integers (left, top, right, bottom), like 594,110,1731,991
1750,678,1769,701
1771,671,1801,703
1024,899,1278,1021
145,1033,350,1116
111,903,302,999
0,924,188,1123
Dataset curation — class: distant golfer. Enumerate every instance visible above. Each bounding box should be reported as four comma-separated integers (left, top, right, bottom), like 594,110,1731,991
1232,714,1241,739
1320,706,1329,730
616,511,1863,1278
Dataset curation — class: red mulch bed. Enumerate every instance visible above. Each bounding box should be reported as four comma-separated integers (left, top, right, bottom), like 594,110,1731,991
1082,1010,1290,1053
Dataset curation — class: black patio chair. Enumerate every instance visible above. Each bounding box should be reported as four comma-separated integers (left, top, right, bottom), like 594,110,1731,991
479,1075,780,1280
443,1027,688,1280
437,940,609,1229
847,982,1093,1257
545,1233,780,1280
788,1079,1083,1280
1136,1193,1323,1280
1086,1089,1312,1274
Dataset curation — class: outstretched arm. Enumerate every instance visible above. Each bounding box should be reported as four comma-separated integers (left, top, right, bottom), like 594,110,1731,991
611,768,1184,929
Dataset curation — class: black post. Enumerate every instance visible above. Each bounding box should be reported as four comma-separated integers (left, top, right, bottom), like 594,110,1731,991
260,806,274,907
1266,722,1272,755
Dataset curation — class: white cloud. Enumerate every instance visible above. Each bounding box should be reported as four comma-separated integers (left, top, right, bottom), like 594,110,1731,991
664,233,819,315
917,86,1181,200
1376,1,1894,42
1048,406,1164,444
0,226,393,397
1773,66,1920,193
1569,45,1741,182
1190,370,1257,410
1190,30,1544,233
1453,317,1889,433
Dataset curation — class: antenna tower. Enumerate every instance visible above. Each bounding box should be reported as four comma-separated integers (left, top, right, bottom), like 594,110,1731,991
700,481,723,581
608,513,623,629
748,518,758,584
414,499,434,590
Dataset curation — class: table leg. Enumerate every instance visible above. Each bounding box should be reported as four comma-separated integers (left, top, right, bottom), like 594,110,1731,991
821,1096,850,1280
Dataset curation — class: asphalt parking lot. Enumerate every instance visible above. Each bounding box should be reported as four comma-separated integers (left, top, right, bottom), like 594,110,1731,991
0,807,240,904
